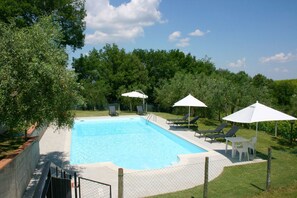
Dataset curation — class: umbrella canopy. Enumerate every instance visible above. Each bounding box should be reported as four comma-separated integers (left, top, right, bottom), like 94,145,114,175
173,94,207,127
121,91,148,99
121,91,148,112
173,94,207,108
223,101,296,137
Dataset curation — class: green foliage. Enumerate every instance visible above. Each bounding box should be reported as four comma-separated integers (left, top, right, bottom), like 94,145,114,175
256,121,297,140
0,17,83,134
275,79,297,86
273,81,295,106
73,44,149,109
73,45,216,109
0,0,86,50
80,80,109,110
272,79,297,117
155,71,272,120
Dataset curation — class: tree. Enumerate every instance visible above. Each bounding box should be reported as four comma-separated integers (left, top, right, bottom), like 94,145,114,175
81,80,109,110
72,44,149,108
0,17,83,138
0,0,86,50
273,81,295,107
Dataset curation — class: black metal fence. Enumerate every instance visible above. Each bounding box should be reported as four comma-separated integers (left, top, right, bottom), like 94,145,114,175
33,162,112,198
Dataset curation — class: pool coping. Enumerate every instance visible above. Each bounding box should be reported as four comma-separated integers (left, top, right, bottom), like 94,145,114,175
67,115,217,173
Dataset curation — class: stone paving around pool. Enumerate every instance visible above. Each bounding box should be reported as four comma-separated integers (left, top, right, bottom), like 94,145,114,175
24,114,265,198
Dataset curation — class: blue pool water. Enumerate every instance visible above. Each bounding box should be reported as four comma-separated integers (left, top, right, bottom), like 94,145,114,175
70,117,206,170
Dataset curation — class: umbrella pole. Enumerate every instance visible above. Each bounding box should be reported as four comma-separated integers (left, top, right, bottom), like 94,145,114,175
274,122,278,137
143,98,145,113
254,122,259,159
256,122,258,138
188,106,190,128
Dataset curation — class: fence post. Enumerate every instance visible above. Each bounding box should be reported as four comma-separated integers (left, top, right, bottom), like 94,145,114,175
266,147,272,191
74,172,78,198
56,167,58,177
203,157,209,198
118,168,124,198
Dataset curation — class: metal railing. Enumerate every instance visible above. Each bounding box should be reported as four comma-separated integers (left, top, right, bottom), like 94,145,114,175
32,162,112,198
146,114,157,123
33,162,72,198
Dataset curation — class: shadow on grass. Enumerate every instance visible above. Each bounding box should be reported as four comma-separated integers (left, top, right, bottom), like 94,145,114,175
200,119,219,126
213,148,273,163
255,151,276,160
271,136,297,147
290,147,297,154
270,136,297,155
250,183,265,191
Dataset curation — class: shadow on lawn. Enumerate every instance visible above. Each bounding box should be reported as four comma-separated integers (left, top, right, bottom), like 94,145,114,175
200,119,220,126
270,136,297,154
271,136,297,147
250,183,265,191
214,148,273,163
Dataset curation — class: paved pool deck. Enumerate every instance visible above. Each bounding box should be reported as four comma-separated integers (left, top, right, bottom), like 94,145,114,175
25,114,265,198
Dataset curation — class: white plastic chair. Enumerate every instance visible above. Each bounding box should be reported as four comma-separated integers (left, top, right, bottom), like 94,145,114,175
236,142,249,161
247,136,257,156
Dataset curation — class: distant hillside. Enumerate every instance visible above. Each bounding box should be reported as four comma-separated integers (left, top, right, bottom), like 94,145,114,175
275,79,297,86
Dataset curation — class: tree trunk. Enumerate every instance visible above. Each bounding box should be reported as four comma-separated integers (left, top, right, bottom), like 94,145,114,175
24,130,28,141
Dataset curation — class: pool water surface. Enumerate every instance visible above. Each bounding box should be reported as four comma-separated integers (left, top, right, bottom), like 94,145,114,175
70,117,206,170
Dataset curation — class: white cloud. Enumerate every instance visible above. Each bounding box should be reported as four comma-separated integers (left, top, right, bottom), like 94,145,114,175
228,58,246,68
273,67,289,73
189,28,210,37
260,52,296,63
176,38,190,47
85,0,162,44
168,31,181,41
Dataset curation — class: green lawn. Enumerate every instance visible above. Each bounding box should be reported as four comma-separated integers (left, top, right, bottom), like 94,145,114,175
73,109,139,117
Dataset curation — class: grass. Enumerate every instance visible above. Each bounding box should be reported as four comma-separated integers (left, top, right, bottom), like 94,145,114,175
73,109,139,117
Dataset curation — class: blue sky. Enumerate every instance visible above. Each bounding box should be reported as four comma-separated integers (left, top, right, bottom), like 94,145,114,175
70,0,297,80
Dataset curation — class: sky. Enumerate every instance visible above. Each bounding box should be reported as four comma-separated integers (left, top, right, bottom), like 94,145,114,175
69,0,297,80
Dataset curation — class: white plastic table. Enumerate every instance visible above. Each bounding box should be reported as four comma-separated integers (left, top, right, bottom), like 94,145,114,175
225,137,249,158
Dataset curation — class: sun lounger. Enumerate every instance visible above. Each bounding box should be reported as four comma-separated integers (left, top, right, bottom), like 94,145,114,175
205,125,239,142
172,116,199,127
194,123,227,137
166,113,189,124
108,106,118,116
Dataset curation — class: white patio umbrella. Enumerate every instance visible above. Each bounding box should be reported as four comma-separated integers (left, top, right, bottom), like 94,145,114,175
223,101,297,137
173,94,207,127
121,91,148,111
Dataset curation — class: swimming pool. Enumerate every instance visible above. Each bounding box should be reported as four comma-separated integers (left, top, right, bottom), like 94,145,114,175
70,117,206,170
